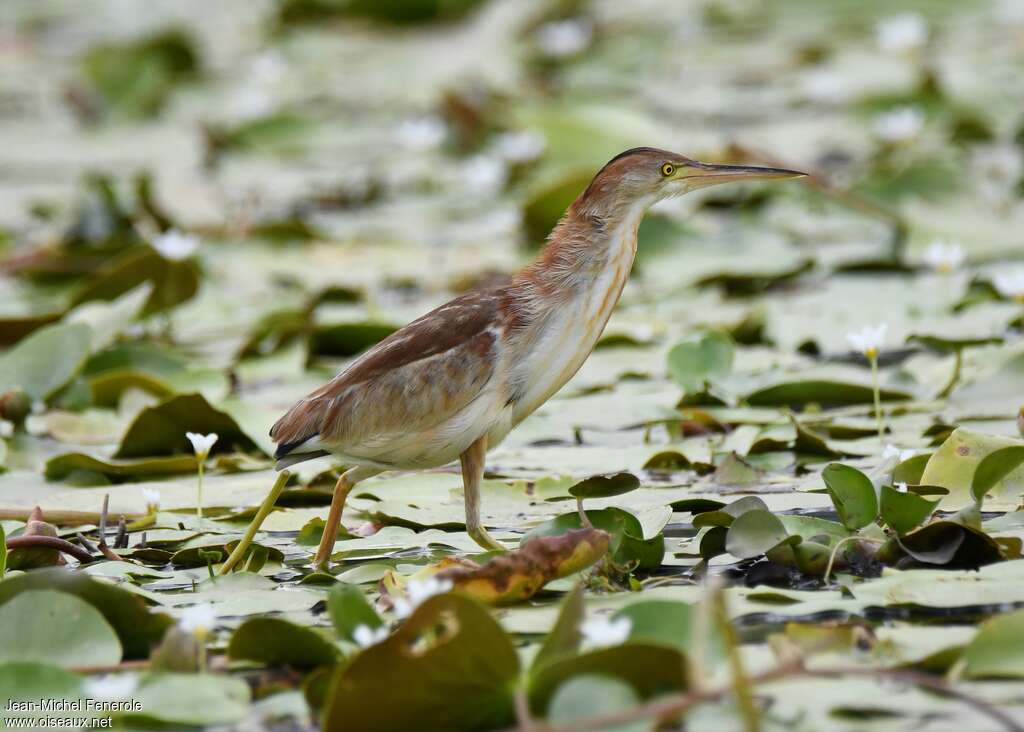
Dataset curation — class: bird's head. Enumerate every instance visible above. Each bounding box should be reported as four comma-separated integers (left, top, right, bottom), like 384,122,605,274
577,147,806,217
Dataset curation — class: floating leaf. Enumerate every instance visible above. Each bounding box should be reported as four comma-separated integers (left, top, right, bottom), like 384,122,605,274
725,509,795,559
328,582,384,642
528,643,687,716
228,617,339,669
322,593,519,732
0,323,92,401
822,463,878,530
115,393,262,458
880,485,938,534
964,609,1024,679
0,567,172,658
667,331,734,392
546,675,645,732
524,508,663,570
0,590,122,668
971,446,1024,505
568,472,640,499
437,528,610,604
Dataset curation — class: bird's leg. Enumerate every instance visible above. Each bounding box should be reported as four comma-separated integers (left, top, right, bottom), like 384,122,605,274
313,466,378,569
460,436,506,552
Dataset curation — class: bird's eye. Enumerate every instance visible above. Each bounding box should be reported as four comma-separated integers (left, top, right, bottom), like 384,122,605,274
660,163,675,177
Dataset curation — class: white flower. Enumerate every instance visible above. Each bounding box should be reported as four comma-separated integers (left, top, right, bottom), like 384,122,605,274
535,18,592,58
30,400,45,415
230,89,274,121
580,615,632,648
396,116,446,150
882,444,916,463
873,107,924,144
24,415,47,437
923,240,966,273
179,603,217,636
800,70,849,105
846,323,888,359
994,270,1024,301
895,481,909,493
876,13,927,53
392,576,453,619
352,624,389,648
460,156,507,196
186,432,218,460
494,131,546,163
83,674,138,700
152,230,199,261
972,145,1024,204
142,487,161,508
0,419,12,439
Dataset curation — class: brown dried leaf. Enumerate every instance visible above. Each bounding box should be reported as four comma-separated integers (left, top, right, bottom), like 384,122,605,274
436,528,610,605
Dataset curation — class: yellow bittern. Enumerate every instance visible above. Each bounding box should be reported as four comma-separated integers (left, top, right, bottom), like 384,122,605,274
271,147,804,566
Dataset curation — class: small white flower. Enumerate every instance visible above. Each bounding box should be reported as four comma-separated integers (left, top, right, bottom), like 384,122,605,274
923,240,966,273
142,487,161,508
800,70,849,104
352,624,389,648
994,270,1024,302
460,156,507,196
83,674,138,700
876,13,927,53
392,576,453,619
152,229,200,261
24,415,48,437
895,481,909,493
494,131,546,163
396,116,447,150
882,444,916,463
30,400,45,415
231,89,274,121
186,432,218,460
0,419,12,439
179,603,217,636
873,107,924,144
846,323,888,359
580,615,632,648
535,18,592,58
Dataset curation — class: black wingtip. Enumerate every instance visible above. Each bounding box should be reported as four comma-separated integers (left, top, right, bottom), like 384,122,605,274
274,434,317,460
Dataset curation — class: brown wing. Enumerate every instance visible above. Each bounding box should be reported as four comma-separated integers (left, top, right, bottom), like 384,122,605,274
270,289,504,460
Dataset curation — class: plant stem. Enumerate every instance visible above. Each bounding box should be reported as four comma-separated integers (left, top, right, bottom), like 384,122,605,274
869,354,883,440
575,498,593,529
217,470,290,575
196,459,205,520
713,585,760,732
938,349,963,399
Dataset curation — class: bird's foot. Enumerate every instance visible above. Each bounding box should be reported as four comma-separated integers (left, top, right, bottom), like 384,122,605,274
468,524,507,553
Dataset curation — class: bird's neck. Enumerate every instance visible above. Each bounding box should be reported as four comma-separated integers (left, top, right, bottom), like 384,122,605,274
515,198,648,301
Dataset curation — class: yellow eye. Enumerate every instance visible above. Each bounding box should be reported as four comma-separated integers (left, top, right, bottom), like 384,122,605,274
660,163,675,177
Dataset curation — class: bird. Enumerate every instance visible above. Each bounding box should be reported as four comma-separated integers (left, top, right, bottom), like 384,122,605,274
270,147,805,567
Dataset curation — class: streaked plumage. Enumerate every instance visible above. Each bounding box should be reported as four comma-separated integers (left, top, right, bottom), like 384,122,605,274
271,147,804,564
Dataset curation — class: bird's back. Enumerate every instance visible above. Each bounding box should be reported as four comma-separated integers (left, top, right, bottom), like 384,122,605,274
270,289,513,468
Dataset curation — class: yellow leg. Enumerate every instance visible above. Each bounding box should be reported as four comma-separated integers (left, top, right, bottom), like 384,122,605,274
460,436,505,552
313,466,378,569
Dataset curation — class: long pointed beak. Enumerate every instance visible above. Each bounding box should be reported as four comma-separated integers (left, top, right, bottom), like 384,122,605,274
684,161,807,186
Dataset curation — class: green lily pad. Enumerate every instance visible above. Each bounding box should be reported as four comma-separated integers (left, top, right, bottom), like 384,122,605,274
328,582,384,643
115,393,262,458
880,485,938,535
322,593,519,732
822,463,878,530
0,567,173,659
568,472,640,499
0,590,122,668
0,323,92,401
964,609,1024,679
725,509,795,559
667,331,734,392
228,617,340,669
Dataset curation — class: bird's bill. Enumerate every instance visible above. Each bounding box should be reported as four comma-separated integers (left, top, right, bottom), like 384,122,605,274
678,161,807,189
